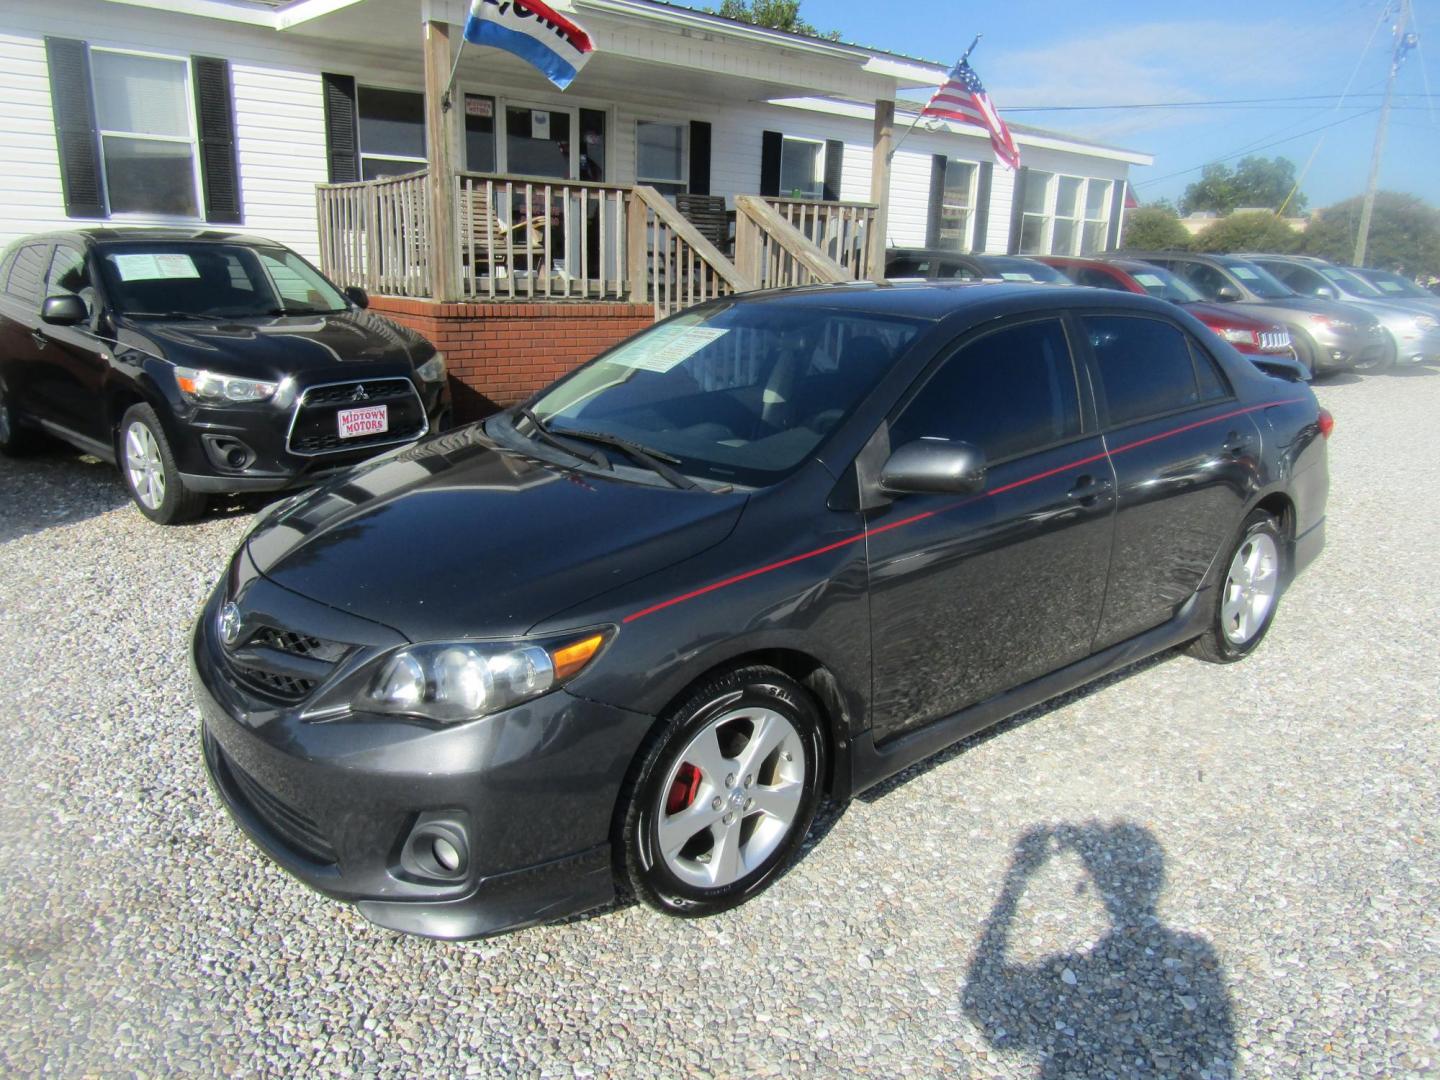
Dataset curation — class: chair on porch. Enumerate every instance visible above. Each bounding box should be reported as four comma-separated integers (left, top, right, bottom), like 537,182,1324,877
675,193,731,255
461,185,550,285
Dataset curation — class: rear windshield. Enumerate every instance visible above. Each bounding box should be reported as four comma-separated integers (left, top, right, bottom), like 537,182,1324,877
1221,259,1294,300
95,242,348,319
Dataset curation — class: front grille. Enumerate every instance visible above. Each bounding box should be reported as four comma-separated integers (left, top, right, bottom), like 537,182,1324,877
287,378,427,457
1259,330,1291,351
222,623,349,705
206,733,337,864
249,627,349,664
229,667,317,702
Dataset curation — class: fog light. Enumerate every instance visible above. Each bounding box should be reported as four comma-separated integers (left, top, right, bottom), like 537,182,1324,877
398,814,470,884
432,836,461,873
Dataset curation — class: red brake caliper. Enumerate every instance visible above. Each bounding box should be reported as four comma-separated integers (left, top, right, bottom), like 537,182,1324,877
665,763,701,815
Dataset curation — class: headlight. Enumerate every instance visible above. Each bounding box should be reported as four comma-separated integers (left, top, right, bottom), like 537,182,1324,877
364,631,607,723
415,353,447,383
175,365,277,404
1217,327,1259,346
1308,315,1355,333
1412,315,1438,332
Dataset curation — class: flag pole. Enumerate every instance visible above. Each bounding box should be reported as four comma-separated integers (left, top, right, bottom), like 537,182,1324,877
890,33,981,160
441,33,468,111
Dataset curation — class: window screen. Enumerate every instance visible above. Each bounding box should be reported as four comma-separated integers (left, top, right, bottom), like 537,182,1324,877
1085,315,1208,425
891,319,1081,462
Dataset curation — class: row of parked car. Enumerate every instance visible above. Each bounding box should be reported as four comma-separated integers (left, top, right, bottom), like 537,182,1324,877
885,248,1440,379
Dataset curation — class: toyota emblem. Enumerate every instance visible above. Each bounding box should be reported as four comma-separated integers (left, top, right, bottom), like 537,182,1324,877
219,602,243,647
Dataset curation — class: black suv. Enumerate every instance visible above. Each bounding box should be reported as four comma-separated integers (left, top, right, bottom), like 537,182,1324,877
0,229,451,523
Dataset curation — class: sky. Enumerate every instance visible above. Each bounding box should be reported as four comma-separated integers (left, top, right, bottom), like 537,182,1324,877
801,0,1439,211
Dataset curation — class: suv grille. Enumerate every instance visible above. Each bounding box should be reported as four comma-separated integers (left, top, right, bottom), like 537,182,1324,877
205,732,337,864
1259,330,1291,351
287,378,427,457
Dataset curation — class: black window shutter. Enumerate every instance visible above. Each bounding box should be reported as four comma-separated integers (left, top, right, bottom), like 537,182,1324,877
822,139,844,202
322,73,359,183
925,154,947,248
192,57,242,224
1107,180,1128,249
972,163,993,252
688,120,712,195
579,108,606,181
760,130,782,198
1007,166,1031,254
45,37,106,219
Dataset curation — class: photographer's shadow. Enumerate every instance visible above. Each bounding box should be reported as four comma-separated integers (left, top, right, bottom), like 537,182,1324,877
963,822,1236,1080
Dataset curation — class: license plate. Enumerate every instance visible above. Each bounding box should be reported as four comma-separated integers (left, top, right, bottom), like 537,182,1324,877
337,404,388,439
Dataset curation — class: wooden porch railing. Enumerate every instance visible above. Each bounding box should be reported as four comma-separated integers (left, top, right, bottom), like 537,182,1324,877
734,195,852,291
764,197,879,282
629,185,753,320
315,171,431,298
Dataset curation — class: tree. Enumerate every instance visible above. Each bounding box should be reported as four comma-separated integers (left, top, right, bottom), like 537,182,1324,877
1303,192,1440,276
1180,156,1306,216
1121,206,1193,251
1192,211,1301,254
710,0,841,39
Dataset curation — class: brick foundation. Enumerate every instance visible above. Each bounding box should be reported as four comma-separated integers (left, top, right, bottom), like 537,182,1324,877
370,297,653,421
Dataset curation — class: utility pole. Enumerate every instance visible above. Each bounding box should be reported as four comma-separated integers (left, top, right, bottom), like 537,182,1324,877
1354,0,1413,266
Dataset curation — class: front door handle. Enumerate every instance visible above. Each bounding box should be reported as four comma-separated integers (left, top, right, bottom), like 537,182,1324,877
1067,475,1113,503
30,329,48,349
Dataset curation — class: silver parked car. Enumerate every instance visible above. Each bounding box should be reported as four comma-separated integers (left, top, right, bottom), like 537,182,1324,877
1126,252,1391,376
1348,267,1440,318
1244,254,1440,367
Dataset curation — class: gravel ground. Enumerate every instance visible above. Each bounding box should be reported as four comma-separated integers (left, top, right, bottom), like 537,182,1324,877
0,370,1437,1079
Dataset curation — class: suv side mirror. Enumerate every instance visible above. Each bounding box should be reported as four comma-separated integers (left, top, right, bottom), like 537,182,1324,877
1215,285,1242,302
41,294,88,326
344,286,369,309
1314,285,1337,300
879,439,987,496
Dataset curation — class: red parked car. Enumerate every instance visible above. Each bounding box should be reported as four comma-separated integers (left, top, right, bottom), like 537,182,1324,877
1036,256,1302,371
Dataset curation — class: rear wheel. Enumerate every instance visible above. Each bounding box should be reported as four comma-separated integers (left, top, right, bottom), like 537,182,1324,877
1186,510,1284,663
119,404,207,525
618,666,826,918
0,378,37,456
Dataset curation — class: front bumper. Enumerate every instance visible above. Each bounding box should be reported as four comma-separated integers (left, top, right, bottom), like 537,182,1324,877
191,579,654,939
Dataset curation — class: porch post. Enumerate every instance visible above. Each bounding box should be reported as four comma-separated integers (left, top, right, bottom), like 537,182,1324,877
424,19,459,302
868,99,894,282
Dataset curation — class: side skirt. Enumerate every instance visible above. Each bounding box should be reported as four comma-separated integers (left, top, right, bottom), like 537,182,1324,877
848,592,1209,797
37,419,116,464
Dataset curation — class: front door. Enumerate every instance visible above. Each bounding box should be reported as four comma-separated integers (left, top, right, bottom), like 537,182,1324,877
866,316,1116,743
34,243,109,441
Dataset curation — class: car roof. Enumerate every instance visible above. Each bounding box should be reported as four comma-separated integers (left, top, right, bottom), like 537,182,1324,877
10,227,289,249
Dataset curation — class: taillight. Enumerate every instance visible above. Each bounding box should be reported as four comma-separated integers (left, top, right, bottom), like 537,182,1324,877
1317,408,1335,439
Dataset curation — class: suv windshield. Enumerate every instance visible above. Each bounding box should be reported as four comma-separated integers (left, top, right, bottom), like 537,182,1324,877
1318,265,1383,297
1360,269,1430,298
96,242,348,319
1123,264,1204,303
529,302,925,487
1221,259,1295,300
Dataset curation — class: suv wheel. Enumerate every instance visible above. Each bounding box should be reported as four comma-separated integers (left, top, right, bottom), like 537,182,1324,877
0,378,37,456
618,665,826,918
119,404,206,525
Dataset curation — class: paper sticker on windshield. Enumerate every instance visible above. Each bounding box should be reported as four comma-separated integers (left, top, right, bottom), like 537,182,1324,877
1134,273,1165,288
1232,266,1260,280
111,253,201,282
611,326,729,373
1000,272,1037,282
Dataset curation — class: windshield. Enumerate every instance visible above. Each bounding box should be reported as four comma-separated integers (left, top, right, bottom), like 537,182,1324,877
96,242,348,319
973,257,1069,284
1318,265,1383,297
529,302,926,487
1223,259,1295,300
1360,269,1430,297
1125,265,1204,303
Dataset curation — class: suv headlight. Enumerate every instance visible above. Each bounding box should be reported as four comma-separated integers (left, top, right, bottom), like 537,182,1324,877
415,353,447,383
364,631,608,723
1308,315,1356,334
1217,327,1259,347
175,366,278,404
1412,315,1438,332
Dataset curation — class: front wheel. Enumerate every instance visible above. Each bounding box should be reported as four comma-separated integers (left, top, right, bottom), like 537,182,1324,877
118,404,207,525
1186,510,1284,663
618,666,827,918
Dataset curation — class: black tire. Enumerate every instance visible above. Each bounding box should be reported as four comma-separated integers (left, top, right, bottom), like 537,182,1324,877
117,404,207,525
618,665,827,918
1186,510,1285,664
1351,330,1394,374
0,377,38,456
1289,331,1320,379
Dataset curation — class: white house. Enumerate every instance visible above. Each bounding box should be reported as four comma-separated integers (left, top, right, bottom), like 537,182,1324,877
0,0,1151,267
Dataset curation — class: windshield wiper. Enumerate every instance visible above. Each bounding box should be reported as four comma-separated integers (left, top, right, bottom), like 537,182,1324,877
517,406,608,468
554,428,698,491
126,311,213,320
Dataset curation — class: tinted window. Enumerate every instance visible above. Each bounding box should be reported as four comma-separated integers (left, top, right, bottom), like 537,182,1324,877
96,242,346,318
891,319,1081,462
1265,262,1326,296
1075,267,1125,290
937,261,980,280
1222,260,1292,299
1087,315,1219,424
45,246,88,296
5,245,48,306
1190,341,1230,402
1169,262,1232,301
887,257,930,278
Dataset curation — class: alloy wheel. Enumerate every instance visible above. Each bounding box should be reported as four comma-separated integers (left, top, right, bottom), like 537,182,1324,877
1221,531,1279,645
125,421,167,510
655,707,806,889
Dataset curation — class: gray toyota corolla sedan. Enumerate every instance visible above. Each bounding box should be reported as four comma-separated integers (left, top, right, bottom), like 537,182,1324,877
194,281,1330,939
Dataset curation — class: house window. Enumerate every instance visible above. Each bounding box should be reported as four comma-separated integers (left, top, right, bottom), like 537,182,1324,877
935,158,977,251
637,121,686,198
1018,170,1054,254
91,50,201,218
464,94,496,173
1082,180,1112,254
505,105,574,179
1019,173,1113,255
779,137,823,200
358,86,426,179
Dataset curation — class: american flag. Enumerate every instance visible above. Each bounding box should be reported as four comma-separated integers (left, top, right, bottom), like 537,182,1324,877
922,59,1021,170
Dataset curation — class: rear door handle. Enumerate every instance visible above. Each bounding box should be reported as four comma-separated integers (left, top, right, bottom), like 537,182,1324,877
1067,475,1113,502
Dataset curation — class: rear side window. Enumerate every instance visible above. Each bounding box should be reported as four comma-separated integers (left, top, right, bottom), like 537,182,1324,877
1075,267,1125,290
45,246,88,297
1085,315,1225,425
891,318,1081,462
5,244,48,306
1169,262,1232,300
887,257,930,277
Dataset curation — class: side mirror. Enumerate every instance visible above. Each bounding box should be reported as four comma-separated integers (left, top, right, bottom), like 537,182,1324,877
1314,285,1337,300
1215,285,1242,302
344,286,369,309
40,294,88,326
879,439,987,496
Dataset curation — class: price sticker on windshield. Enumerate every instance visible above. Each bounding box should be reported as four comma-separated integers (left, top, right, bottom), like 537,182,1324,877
111,253,201,282
1134,273,1165,288
611,326,730,373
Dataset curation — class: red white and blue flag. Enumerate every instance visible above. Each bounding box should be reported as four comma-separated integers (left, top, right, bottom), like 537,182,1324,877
464,0,595,90
922,59,1021,170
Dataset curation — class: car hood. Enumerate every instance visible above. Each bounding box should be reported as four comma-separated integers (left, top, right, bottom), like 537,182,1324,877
244,424,748,640
1241,295,1381,326
115,310,428,380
